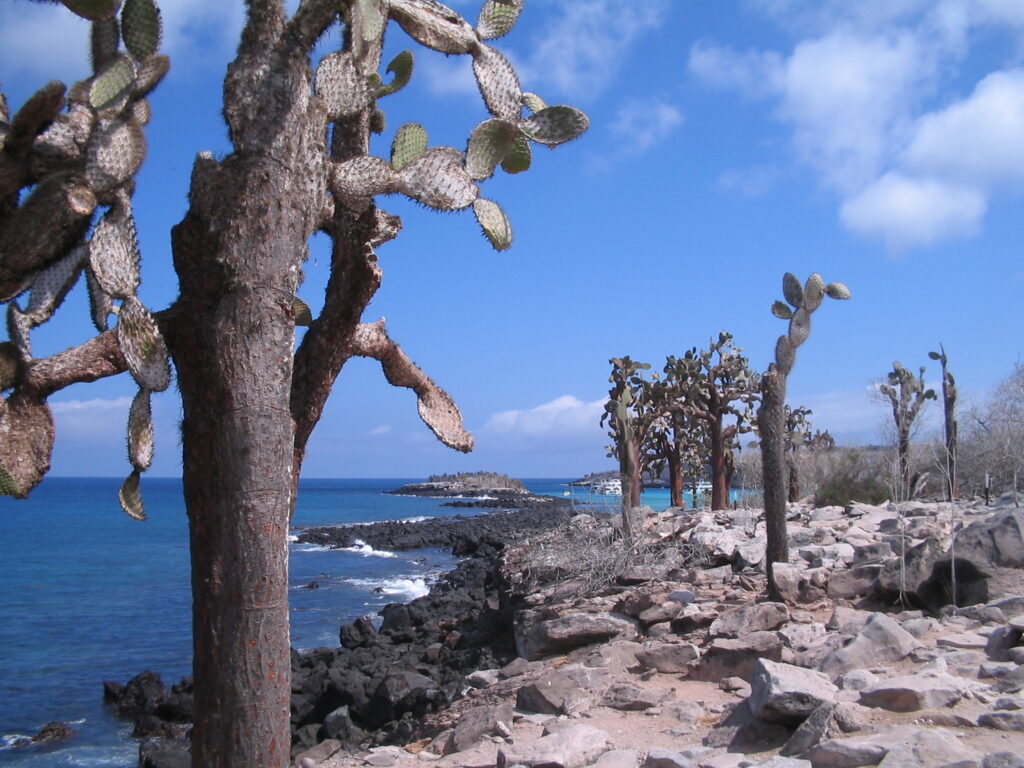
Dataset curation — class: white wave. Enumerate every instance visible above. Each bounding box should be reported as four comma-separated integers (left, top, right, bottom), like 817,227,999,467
1,733,33,750
346,576,429,601
287,533,299,543
340,539,397,558
292,543,331,553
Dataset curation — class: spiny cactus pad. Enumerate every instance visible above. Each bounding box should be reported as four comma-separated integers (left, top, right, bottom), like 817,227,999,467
315,52,371,120
127,388,153,470
377,51,414,98
775,335,795,376
520,92,546,114
466,118,518,180
85,117,146,193
121,0,161,61
89,55,136,112
518,105,589,146
782,272,803,309
472,45,522,121
825,282,852,300
357,0,386,44
6,303,33,361
398,147,478,210
389,0,478,55
771,300,793,320
292,296,313,327
118,469,146,519
26,245,87,325
133,54,169,98
86,266,114,331
332,155,401,198
117,296,169,391
500,133,531,174
472,198,512,250
90,16,121,72
89,200,141,299
60,0,121,21
803,273,825,312
788,307,811,347
391,123,428,171
476,0,523,40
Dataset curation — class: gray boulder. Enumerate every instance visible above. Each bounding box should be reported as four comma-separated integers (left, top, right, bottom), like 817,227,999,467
859,673,965,712
635,642,700,673
747,659,838,725
710,602,790,638
516,612,639,660
515,671,576,715
445,702,514,755
689,631,784,682
496,724,609,768
820,613,917,677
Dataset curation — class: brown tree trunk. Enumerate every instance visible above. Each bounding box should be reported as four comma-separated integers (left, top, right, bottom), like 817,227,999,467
667,447,683,508
628,436,643,509
759,367,788,600
709,416,728,510
898,427,911,500
787,450,800,503
165,33,327,768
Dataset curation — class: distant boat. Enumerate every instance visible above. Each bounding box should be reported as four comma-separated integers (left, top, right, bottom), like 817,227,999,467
593,479,622,495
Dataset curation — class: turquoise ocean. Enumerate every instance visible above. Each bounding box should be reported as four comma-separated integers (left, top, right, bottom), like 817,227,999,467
0,477,692,767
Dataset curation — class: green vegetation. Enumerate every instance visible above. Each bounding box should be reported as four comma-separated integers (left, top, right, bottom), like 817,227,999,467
426,471,526,491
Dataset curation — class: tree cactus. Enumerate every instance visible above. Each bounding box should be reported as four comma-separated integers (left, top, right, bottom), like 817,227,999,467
760,272,850,600
929,344,958,500
879,361,937,500
602,357,655,521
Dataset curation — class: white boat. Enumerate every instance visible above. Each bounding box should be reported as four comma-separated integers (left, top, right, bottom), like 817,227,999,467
593,479,622,495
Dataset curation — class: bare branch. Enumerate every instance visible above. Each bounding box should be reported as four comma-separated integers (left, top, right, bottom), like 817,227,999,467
22,326,126,397
285,0,339,54
352,319,473,452
239,0,287,58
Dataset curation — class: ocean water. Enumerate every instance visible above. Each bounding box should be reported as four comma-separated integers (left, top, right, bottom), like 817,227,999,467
0,476,635,768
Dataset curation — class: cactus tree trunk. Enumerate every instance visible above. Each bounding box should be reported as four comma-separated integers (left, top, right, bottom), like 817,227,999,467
667,447,684,507
760,367,789,600
709,416,729,510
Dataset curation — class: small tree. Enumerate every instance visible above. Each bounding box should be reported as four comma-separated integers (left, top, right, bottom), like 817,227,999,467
782,405,834,503
878,362,936,501
928,344,958,500
646,377,707,508
759,273,850,600
602,357,657,518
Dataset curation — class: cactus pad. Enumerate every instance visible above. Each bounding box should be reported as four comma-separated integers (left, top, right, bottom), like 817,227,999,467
391,123,428,171
803,273,824,312
127,388,153,470
292,296,313,327
466,118,518,180
388,0,478,55
331,155,401,198
133,54,169,98
90,55,136,112
90,16,121,72
121,0,161,60
518,105,589,145
472,45,522,121
0,465,17,497
825,282,852,300
26,245,87,325
356,0,386,44
472,198,512,250
118,469,146,520
476,0,523,40
86,266,114,331
89,200,141,299
771,300,793,320
7,303,33,361
85,117,146,193
117,296,170,391
775,335,795,375
521,92,547,113
60,0,121,21
315,52,371,120
377,51,414,98
782,272,803,309
500,133,531,174
788,307,811,347
131,97,151,125
399,147,478,210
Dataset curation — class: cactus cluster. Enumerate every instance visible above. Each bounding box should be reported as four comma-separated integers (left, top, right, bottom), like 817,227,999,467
320,0,588,250
0,0,168,515
880,360,937,501
769,273,851,375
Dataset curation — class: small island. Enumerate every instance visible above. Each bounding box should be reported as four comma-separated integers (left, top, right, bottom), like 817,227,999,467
386,471,567,510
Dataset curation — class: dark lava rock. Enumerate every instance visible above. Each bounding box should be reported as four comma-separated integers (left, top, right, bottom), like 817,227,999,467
31,721,75,744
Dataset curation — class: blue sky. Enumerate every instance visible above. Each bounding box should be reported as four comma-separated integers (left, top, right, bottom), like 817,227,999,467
2,0,1022,479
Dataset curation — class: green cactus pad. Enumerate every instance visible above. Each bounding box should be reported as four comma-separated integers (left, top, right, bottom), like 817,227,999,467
518,105,589,146
133,54,169,98
775,335,795,375
90,16,121,73
391,123,428,171
476,0,523,40
118,469,146,520
86,266,113,331
121,0,161,60
292,296,313,327
26,245,87,325
90,55,136,112
85,117,146,193
0,466,17,497
131,97,151,125
89,199,141,299
127,388,154,471
501,133,531,174
825,282,852,300
521,92,547,113
803,273,825,312
472,44,522,121
7,303,33,361
377,50,414,98
117,295,170,392
466,118,518,180
771,300,793,320
315,51,371,120
472,198,512,251
388,0,478,54
60,0,121,21
398,147,478,210
782,272,803,309
788,307,811,347
332,155,401,198
357,0,386,43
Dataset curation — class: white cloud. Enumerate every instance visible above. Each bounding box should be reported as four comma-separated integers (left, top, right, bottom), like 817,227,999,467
517,0,671,100
417,53,478,98
51,396,133,440
484,395,605,440
608,98,684,157
717,165,779,197
367,425,392,436
840,172,985,251
687,41,782,99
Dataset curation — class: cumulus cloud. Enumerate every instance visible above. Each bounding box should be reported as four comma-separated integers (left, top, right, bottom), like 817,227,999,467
417,53,478,98
688,2,1024,251
607,98,684,157
51,397,133,440
717,165,779,197
367,425,392,436
483,395,605,441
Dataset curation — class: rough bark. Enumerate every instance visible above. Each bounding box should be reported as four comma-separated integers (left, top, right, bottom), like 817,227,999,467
667,447,683,507
759,365,788,601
